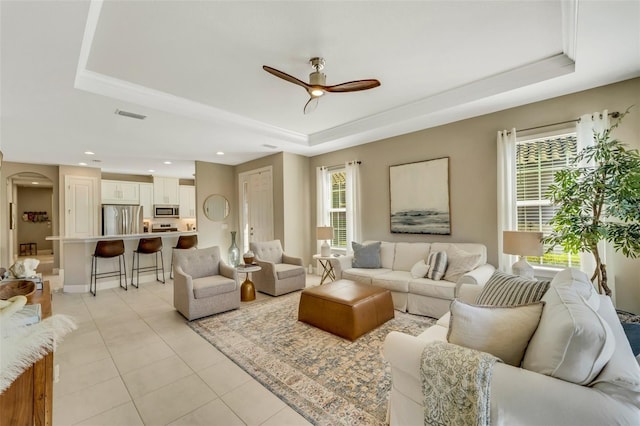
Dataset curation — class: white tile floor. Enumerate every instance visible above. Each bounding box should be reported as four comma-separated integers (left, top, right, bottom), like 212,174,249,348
52,275,319,425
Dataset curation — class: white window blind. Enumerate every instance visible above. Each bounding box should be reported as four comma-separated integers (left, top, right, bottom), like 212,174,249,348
328,169,347,249
516,133,580,268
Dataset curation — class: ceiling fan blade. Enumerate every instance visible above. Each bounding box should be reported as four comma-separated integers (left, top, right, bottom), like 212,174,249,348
325,79,381,93
303,97,319,115
263,65,311,90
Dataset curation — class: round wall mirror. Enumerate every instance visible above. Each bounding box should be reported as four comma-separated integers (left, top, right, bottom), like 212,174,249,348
204,194,230,221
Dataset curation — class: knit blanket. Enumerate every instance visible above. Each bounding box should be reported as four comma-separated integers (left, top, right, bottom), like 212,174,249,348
420,341,499,426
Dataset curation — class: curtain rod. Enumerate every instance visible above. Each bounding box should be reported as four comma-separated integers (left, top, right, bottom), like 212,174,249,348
508,111,620,135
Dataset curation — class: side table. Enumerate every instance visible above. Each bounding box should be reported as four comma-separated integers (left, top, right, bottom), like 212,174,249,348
313,254,336,285
236,264,261,301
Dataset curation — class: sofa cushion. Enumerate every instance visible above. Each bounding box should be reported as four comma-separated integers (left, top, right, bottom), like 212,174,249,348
410,260,430,279
550,267,600,310
443,245,482,283
431,242,487,265
409,278,457,300
425,251,447,280
476,271,550,306
522,271,615,385
343,268,391,284
192,275,237,299
447,299,544,366
275,263,305,280
371,271,411,293
393,242,430,272
352,241,382,268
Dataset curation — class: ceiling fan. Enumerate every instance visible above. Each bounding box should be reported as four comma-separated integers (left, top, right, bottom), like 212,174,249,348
263,57,381,114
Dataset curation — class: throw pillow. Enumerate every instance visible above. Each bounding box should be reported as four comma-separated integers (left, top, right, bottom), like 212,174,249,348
351,241,382,268
476,271,550,306
410,260,430,279
521,280,615,385
443,246,482,283
425,251,447,280
447,299,544,367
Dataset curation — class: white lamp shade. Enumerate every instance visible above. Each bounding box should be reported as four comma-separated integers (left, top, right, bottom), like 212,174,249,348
316,227,333,240
503,231,544,256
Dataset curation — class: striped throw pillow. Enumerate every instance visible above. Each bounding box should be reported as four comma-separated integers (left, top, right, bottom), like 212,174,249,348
425,251,447,280
476,271,550,306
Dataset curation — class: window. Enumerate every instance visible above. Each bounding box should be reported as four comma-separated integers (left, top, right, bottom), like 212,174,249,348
516,133,580,268
328,169,347,250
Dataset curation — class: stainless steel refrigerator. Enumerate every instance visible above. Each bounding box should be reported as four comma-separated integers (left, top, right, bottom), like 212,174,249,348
102,205,143,235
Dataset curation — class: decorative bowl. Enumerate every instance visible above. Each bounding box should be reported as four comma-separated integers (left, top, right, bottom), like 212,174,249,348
0,280,36,303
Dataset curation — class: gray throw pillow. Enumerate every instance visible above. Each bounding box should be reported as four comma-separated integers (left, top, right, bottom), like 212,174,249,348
425,251,447,280
476,271,550,306
352,241,382,268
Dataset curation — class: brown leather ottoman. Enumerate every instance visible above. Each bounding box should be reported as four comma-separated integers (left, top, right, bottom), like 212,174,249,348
298,279,395,341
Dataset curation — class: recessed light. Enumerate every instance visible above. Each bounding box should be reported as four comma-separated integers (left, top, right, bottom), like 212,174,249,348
78,162,87,166
163,161,172,165
148,169,155,173
31,182,39,185
84,151,95,155
216,151,224,155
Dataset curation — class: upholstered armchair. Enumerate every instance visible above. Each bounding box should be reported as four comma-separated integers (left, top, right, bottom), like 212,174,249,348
173,246,240,320
249,240,306,296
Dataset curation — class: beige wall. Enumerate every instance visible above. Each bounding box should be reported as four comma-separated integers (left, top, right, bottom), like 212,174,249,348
1,162,59,268
194,161,236,258
282,153,311,263
309,77,640,312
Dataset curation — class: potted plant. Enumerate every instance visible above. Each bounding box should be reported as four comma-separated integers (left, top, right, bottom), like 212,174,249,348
545,108,640,296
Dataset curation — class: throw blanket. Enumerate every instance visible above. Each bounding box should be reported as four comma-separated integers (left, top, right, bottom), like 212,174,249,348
420,341,499,426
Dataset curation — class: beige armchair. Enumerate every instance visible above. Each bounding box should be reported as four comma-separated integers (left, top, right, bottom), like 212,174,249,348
249,240,306,296
173,246,240,320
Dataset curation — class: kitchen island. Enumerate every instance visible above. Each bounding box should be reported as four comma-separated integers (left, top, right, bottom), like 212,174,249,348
46,231,197,293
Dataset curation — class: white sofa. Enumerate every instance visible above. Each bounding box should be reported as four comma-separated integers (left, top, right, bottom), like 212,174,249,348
383,270,640,425
329,241,495,318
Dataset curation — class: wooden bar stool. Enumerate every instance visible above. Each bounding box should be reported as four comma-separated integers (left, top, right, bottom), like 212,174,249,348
90,239,126,296
170,235,198,279
131,237,165,287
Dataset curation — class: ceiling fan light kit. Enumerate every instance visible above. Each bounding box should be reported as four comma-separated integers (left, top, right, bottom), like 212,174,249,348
263,57,380,114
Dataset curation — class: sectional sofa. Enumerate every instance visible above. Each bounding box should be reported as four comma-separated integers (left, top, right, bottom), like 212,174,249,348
329,241,495,318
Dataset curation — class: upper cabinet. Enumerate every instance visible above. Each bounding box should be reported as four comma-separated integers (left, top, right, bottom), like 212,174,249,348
101,180,139,205
153,176,179,205
139,183,154,219
179,185,196,218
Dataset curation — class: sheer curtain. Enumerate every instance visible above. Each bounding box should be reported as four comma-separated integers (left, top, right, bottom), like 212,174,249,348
345,161,362,255
576,110,610,285
316,166,329,254
497,129,517,272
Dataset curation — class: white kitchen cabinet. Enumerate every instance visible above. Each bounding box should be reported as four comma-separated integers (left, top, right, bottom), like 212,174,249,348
102,180,139,204
179,185,196,218
139,183,154,219
153,176,179,205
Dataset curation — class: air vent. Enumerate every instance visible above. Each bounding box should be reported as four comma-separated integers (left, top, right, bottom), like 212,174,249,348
262,144,278,149
114,109,147,120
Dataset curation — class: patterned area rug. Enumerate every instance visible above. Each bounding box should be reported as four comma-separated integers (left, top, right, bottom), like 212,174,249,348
189,291,435,425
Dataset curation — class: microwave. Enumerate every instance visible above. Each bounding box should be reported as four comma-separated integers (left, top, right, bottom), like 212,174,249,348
154,205,179,218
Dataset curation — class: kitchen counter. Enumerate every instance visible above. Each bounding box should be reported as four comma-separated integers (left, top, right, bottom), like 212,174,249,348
46,231,198,293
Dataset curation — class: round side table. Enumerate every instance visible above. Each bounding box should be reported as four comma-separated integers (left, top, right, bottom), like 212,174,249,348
236,264,261,301
312,254,336,285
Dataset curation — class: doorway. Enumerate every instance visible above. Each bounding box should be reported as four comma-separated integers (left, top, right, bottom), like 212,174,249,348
238,166,274,253
7,172,54,274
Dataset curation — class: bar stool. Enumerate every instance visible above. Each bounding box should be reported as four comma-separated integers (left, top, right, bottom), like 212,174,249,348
170,235,198,279
131,237,165,288
90,239,127,296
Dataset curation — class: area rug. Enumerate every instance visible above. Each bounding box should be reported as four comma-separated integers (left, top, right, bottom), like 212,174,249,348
189,291,435,425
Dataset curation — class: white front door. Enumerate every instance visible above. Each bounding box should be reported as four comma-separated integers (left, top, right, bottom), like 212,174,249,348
65,176,98,237
239,167,273,252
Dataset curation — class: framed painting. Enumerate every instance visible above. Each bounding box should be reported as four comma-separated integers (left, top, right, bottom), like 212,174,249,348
389,157,450,234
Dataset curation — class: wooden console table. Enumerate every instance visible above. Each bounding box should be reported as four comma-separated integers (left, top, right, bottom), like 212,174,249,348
0,280,53,426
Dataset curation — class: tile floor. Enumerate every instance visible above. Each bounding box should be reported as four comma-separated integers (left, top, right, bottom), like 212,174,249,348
52,274,320,425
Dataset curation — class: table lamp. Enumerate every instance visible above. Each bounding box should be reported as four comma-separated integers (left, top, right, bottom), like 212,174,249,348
316,226,333,257
503,231,543,278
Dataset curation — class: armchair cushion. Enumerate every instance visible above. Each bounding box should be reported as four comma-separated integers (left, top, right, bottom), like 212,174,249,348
276,263,305,280
447,299,544,366
193,275,237,299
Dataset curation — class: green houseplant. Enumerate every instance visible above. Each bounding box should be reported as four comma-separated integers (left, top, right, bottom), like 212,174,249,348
545,108,640,296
